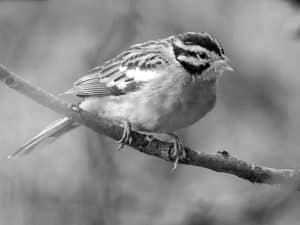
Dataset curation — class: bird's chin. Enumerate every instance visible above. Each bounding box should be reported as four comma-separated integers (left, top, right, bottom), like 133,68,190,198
192,70,218,84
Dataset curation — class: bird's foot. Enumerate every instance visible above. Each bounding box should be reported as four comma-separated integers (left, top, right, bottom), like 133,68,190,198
168,133,185,171
117,121,132,150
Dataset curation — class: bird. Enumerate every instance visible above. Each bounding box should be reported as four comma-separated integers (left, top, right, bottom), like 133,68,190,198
9,32,234,169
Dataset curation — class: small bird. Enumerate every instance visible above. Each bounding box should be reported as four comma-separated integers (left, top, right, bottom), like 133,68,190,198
9,32,234,169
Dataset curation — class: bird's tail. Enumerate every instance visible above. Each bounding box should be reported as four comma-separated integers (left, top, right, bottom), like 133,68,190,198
9,117,78,159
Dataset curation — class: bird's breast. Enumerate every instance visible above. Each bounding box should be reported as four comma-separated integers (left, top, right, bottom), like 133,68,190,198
104,76,217,132
85,69,218,133
151,80,217,132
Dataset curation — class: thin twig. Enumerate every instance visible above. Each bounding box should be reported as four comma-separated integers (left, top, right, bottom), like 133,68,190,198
1,65,300,190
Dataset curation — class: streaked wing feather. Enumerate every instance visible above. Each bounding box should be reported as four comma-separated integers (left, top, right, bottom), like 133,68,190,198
65,73,112,96
69,41,169,97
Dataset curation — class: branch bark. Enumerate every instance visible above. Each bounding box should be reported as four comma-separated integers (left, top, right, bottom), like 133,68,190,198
1,65,300,190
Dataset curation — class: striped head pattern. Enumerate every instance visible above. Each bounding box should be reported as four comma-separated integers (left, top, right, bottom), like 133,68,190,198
172,32,231,77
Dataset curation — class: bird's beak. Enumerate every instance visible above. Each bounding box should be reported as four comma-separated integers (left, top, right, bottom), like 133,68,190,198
219,56,235,72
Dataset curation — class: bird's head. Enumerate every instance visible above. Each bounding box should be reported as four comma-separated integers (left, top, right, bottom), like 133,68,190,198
172,32,234,81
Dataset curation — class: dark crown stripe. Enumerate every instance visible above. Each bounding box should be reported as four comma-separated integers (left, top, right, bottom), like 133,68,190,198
178,32,223,56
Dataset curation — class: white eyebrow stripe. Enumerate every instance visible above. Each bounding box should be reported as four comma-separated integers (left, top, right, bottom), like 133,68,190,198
184,45,209,52
177,55,205,66
174,40,208,53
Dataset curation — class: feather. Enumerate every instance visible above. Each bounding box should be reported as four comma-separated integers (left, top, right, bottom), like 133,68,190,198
9,117,77,158
68,44,169,97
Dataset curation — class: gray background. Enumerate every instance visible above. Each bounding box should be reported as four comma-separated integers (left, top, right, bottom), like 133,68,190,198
0,0,300,224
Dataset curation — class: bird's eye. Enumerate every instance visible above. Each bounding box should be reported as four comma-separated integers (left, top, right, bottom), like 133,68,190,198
198,52,208,59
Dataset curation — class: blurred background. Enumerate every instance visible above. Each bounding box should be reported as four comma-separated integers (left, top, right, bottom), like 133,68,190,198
1,0,300,224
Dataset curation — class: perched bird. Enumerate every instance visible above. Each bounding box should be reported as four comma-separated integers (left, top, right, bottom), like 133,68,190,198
9,32,234,169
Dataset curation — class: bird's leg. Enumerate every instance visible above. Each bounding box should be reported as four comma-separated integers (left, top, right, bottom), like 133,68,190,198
117,121,132,150
167,133,185,170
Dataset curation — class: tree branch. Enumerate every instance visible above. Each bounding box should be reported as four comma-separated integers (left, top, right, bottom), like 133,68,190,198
1,65,300,190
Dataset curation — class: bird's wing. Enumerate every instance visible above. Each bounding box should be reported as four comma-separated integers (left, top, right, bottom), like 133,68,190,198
66,42,170,97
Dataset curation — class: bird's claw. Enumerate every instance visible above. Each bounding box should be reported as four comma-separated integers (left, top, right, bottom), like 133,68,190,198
117,121,132,150
168,133,185,171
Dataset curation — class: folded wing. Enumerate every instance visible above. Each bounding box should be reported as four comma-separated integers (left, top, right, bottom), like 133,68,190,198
66,42,169,97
